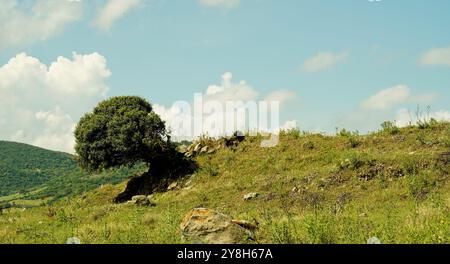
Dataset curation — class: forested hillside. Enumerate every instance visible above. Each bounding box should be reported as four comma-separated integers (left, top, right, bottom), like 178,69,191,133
0,141,145,206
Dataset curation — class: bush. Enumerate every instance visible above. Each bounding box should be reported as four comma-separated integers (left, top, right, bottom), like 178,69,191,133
381,121,400,135
303,140,315,150
407,172,435,200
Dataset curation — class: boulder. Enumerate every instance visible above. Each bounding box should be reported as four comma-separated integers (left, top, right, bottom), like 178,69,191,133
243,192,259,201
167,181,178,191
200,146,209,153
180,208,252,244
130,195,154,206
367,237,381,244
66,237,81,244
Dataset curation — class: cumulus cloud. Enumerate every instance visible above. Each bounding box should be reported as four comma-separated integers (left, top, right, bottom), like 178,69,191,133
0,52,111,153
94,0,141,31
361,85,437,111
419,47,450,67
265,90,297,104
198,0,240,9
361,85,410,111
395,108,450,127
154,72,296,140
302,51,349,73
0,0,83,52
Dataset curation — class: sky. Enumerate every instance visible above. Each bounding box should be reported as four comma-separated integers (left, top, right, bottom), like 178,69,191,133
0,0,449,153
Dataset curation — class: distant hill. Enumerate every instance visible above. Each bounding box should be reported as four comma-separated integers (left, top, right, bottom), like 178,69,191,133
0,141,145,206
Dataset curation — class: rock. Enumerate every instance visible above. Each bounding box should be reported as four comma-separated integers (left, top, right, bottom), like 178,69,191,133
131,195,153,206
367,237,381,244
207,148,216,154
194,143,202,152
231,219,258,231
200,146,209,153
243,192,259,201
66,237,81,244
180,208,252,244
167,182,179,191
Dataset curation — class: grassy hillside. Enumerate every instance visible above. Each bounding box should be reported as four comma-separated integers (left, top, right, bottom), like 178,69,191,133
0,141,145,207
0,122,449,244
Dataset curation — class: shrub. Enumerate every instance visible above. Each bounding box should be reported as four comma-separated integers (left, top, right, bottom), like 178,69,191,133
347,136,360,148
407,172,435,200
285,128,302,139
381,121,400,135
303,140,315,150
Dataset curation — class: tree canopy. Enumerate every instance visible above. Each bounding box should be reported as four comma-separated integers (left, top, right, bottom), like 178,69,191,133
74,96,168,171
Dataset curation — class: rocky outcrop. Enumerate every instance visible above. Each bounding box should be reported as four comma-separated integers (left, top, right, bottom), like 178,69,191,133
180,132,245,158
180,208,254,244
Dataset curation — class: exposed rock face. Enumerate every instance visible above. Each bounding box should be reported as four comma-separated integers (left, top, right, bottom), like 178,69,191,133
180,208,252,244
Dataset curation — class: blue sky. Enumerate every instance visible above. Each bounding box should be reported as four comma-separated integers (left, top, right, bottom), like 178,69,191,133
0,0,449,152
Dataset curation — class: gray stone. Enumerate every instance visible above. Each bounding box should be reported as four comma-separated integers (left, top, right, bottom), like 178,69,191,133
66,237,81,244
243,192,259,201
167,182,178,191
367,237,381,244
131,195,151,206
180,208,252,244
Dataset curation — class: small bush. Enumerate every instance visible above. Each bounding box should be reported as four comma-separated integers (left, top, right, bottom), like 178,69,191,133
285,128,301,139
407,173,435,200
338,152,373,171
303,140,315,150
347,136,360,148
402,156,421,175
381,121,400,135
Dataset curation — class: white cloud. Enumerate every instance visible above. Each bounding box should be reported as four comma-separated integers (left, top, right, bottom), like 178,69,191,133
94,0,141,31
361,85,437,111
361,85,411,111
302,51,349,73
279,120,298,131
0,0,83,52
265,90,297,104
395,108,450,127
154,72,296,140
0,52,111,153
419,47,450,67
198,0,240,9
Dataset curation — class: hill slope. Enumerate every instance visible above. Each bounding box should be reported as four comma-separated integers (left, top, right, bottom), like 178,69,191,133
0,122,449,244
0,141,145,206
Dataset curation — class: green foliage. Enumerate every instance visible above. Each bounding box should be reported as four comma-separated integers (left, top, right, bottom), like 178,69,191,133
303,140,315,150
75,96,167,171
407,172,436,200
0,141,144,204
381,121,400,135
338,129,360,148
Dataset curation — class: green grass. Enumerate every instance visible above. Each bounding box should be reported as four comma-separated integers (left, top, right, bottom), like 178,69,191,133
0,122,449,244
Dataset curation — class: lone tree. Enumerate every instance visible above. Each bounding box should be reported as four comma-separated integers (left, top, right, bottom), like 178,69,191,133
75,96,196,202
74,96,169,171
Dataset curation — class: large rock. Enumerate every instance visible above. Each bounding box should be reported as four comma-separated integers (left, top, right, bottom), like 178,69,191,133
243,192,259,201
130,195,154,206
180,208,252,244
